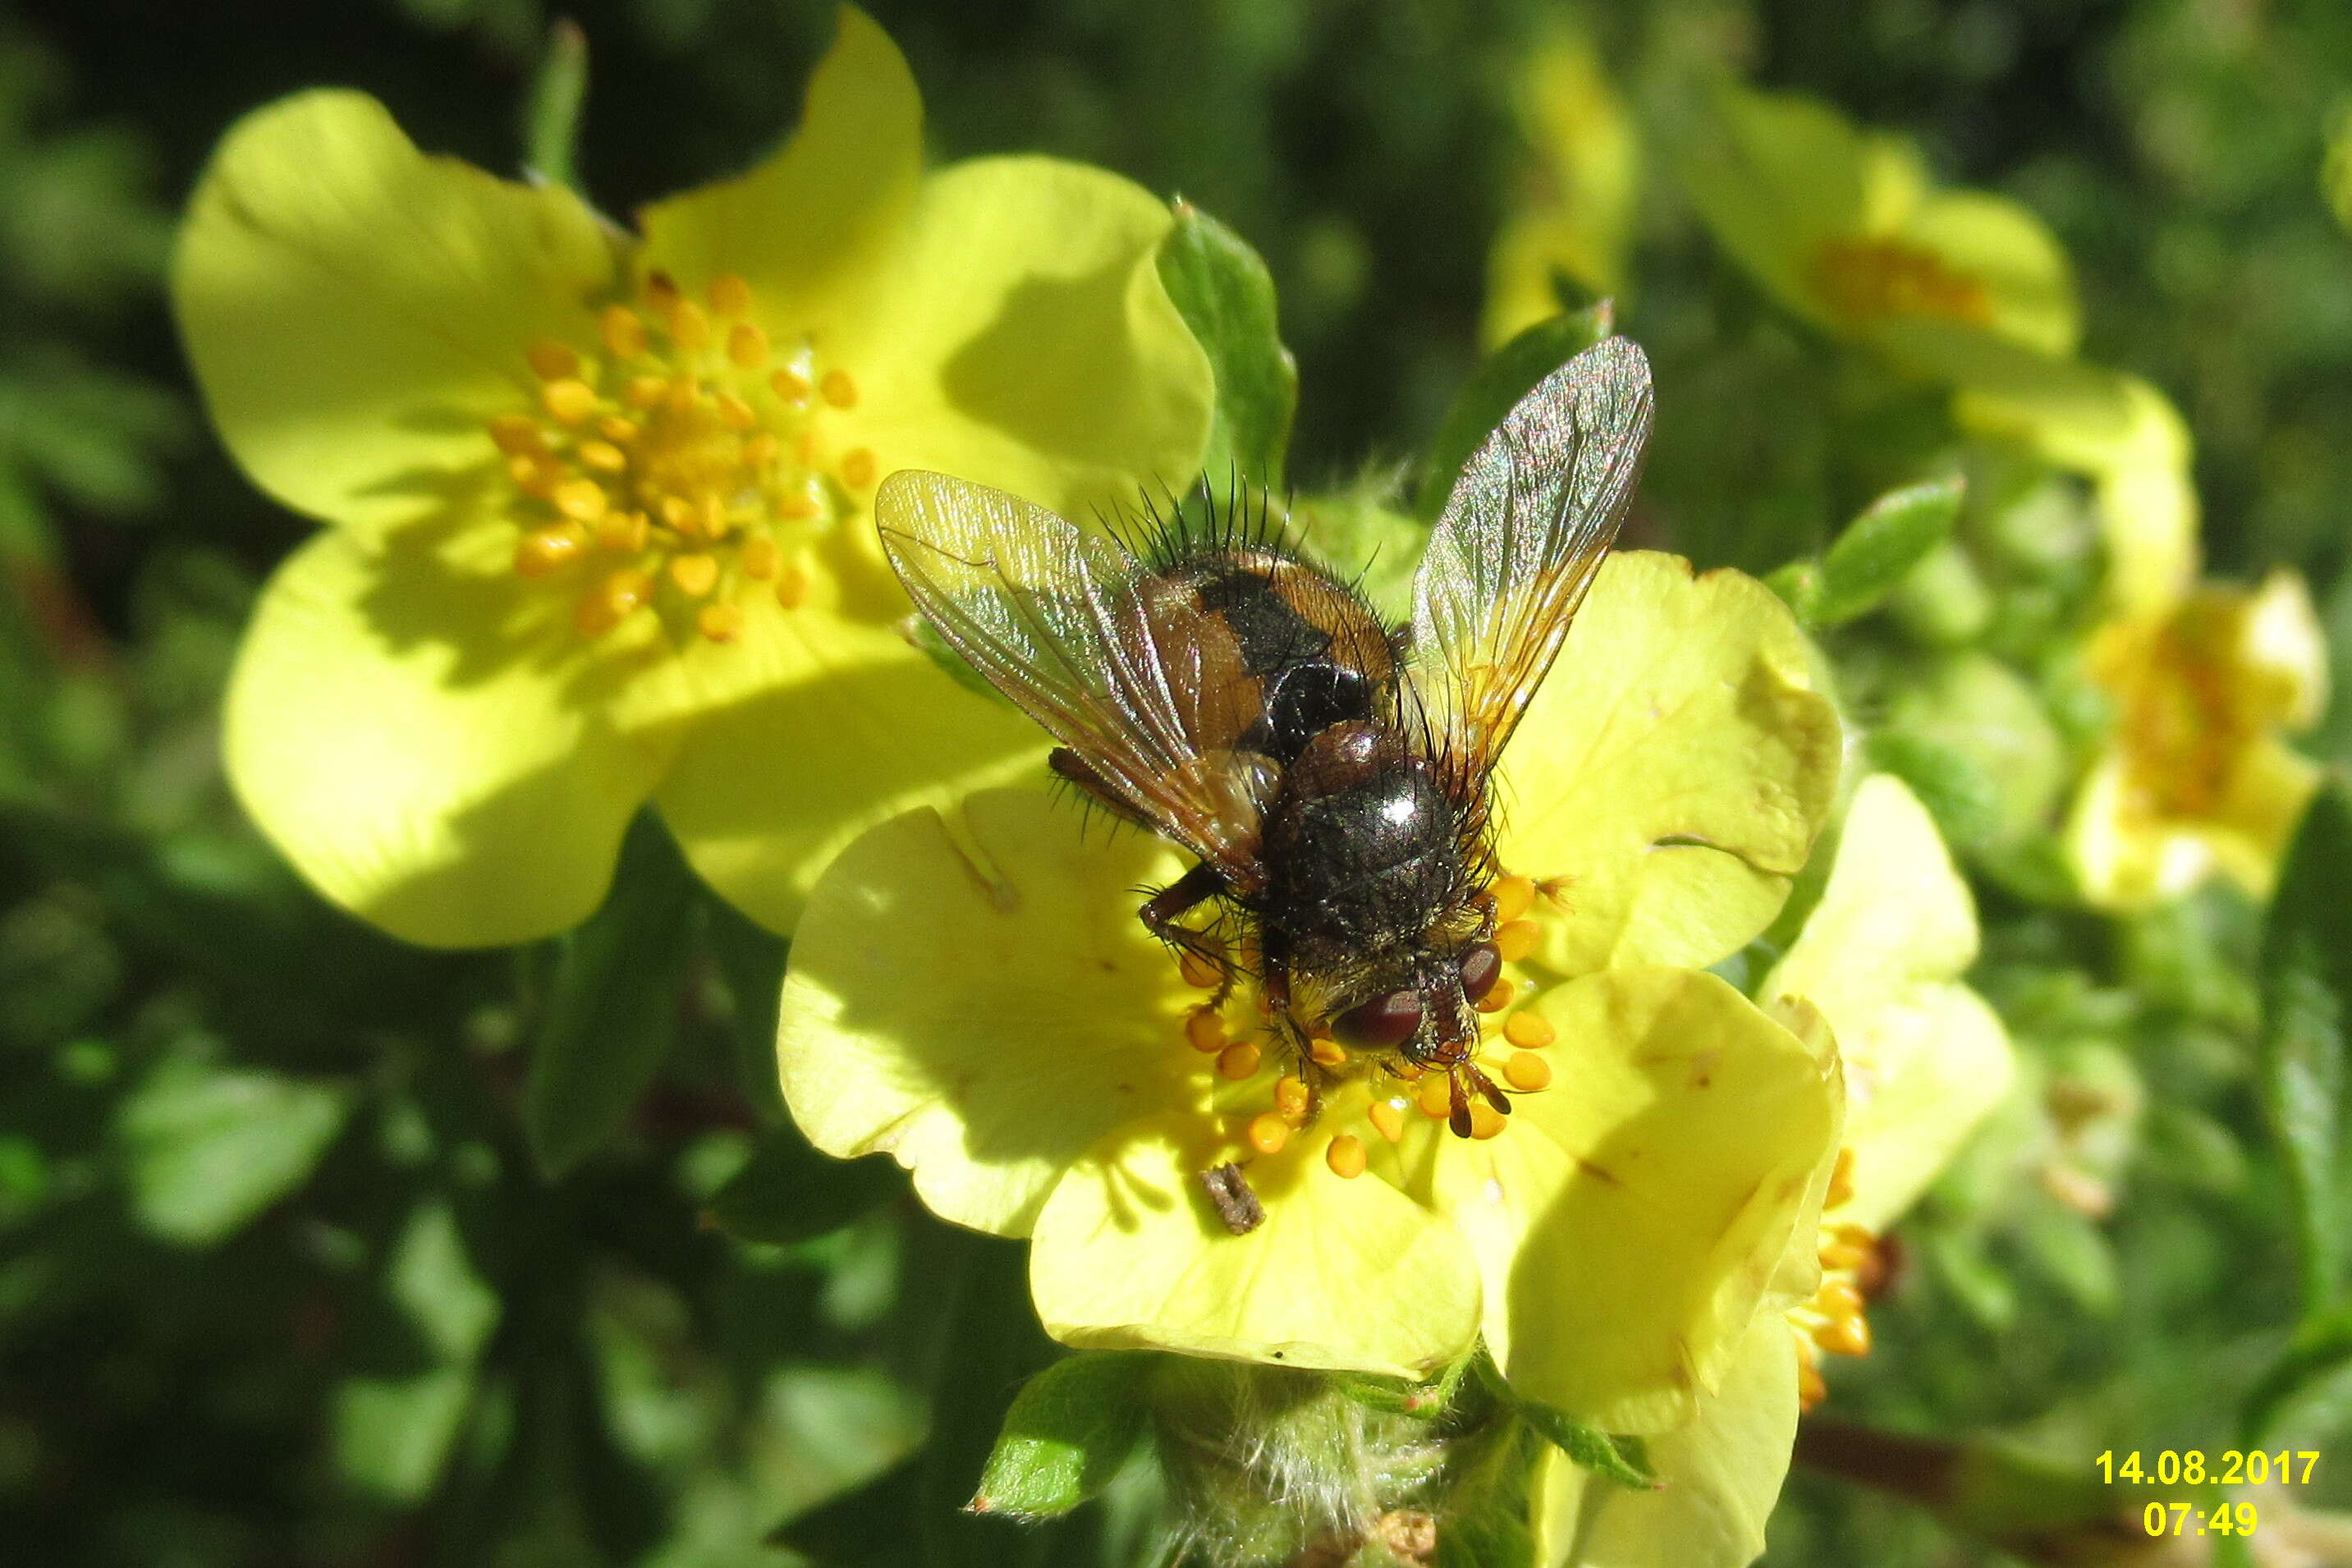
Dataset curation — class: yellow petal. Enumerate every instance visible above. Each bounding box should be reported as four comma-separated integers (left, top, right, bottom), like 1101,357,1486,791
1763,776,2015,1232
173,90,615,534
1482,24,1639,346
823,155,1217,524
2247,570,2330,731
635,7,921,346
1028,1107,1483,1381
1498,552,1842,975
1537,1315,1803,1568
1436,968,1841,1433
1896,188,2078,355
224,526,676,947
776,790,1202,1236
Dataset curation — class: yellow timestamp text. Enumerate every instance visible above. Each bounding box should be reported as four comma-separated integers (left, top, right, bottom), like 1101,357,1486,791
2097,1449,2319,1486
2140,1501,2257,1538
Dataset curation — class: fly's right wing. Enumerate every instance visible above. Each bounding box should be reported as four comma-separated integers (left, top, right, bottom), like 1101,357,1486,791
877,470,1273,880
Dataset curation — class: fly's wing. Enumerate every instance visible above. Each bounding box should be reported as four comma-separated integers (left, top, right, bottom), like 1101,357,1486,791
878,470,1272,878
1408,335,1653,791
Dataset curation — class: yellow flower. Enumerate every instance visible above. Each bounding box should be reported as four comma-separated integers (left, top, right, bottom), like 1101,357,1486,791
778,551,1845,1428
1676,80,2077,385
2066,571,2329,910
172,7,1213,945
1483,21,1641,347
1535,774,2013,1568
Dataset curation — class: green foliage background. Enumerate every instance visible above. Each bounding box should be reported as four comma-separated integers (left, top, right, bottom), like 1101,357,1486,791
7,0,2352,1563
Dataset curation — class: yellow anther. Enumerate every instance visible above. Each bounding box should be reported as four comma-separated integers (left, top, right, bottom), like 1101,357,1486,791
1308,1037,1346,1068
1826,1148,1857,1210
1796,1351,1827,1411
727,321,770,369
596,512,649,553
1216,1042,1261,1080
578,440,628,473
525,340,580,381
644,270,681,312
669,554,719,597
1502,1010,1555,1049
717,391,758,429
626,375,669,408
1366,1099,1406,1144
820,369,858,408
740,433,779,469
770,368,812,404
1505,1051,1552,1093
1418,1076,1454,1120
600,305,648,359
1273,1075,1311,1121
707,273,752,314
488,415,544,456
740,535,780,580
668,299,711,351
541,378,597,424
1246,1112,1290,1157
1326,1135,1368,1180
1492,875,1535,924
840,447,878,489
1178,949,1223,989
596,415,639,444
696,602,745,643
513,525,586,578
666,375,699,413
1184,1009,1226,1053
1476,978,1516,1015
1467,1103,1507,1140
575,566,653,635
552,478,608,524
1816,1313,1871,1359
775,566,809,609
1815,1279,1865,1319
508,455,556,496
780,493,821,520
1494,919,1540,963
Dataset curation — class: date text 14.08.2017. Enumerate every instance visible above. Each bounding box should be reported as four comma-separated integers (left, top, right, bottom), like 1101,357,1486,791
2097,1450,2318,1487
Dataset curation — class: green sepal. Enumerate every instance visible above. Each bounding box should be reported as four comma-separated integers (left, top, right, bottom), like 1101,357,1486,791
1515,1401,1657,1492
1158,199,1297,491
2258,778,2352,1313
522,810,699,1180
970,1350,1157,1519
2238,1296,2352,1447
1332,1346,1479,1419
705,1126,903,1245
1430,1416,1543,1568
521,19,589,192
1768,476,1965,629
1416,302,1613,519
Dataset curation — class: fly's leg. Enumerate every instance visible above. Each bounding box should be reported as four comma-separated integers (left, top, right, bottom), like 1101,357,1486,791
1140,860,1236,1011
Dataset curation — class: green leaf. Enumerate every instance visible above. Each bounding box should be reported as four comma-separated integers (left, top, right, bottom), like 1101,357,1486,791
971,1352,1155,1519
388,1199,501,1364
2239,1298,2352,1447
1431,1418,1542,1568
706,1127,902,1245
704,892,791,1126
2258,779,2352,1312
523,812,700,1180
1158,199,1297,489
116,1052,352,1245
1804,477,1965,628
1515,1401,1657,1492
1862,729,2003,850
335,1367,476,1503
1415,303,1613,519
521,19,589,192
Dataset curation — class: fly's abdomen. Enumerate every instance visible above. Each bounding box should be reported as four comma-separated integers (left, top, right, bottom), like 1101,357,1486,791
1263,730,1464,959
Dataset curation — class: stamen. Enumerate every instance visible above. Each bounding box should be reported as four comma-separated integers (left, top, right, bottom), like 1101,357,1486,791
526,340,580,381
1475,979,1516,1015
514,525,585,578
1502,1011,1555,1049
820,369,858,408
488,415,543,456
697,603,745,643
1493,920,1540,962
1308,1038,1346,1068
1504,1051,1552,1092
1185,1009,1226,1053
1326,1135,1368,1180
1178,950,1223,990
741,537,779,580
552,479,607,523
668,299,711,351
1247,1112,1291,1157
1826,1148,1857,1209
1417,1077,1453,1121
707,273,753,315
1217,1042,1261,1080
771,369,812,404
1492,876,1535,924
669,555,719,597
1467,1103,1507,1140
1272,1075,1311,1122
601,305,648,359
727,322,770,369
1367,1099,1406,1144
542,379,597,424
841,448,878,489
775,568,809,610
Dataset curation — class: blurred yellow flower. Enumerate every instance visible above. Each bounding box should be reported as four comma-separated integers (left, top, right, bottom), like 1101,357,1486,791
778,552,1844,1428
1483,22,1641,347
172,6,1213,945
1536,774,2012,1568
1676,80,2077,383
2066,571,2329,910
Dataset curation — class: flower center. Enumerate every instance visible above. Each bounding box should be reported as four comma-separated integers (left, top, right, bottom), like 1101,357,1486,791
1791,1148,1886,1410
1808,237,1993,328
1177,873,1567,1171
489,271,878,644
2101,602,2259,821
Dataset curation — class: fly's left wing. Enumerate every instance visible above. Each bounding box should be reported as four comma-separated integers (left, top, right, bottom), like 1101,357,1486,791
1408,335,1654,791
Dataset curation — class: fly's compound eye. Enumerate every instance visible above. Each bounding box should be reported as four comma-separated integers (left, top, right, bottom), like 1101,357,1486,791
1458,942,1502,1003
1333,988,1424,1050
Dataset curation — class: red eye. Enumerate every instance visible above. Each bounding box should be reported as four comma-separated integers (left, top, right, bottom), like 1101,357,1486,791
1334,988,1423,1049
1458,942,1502,1002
